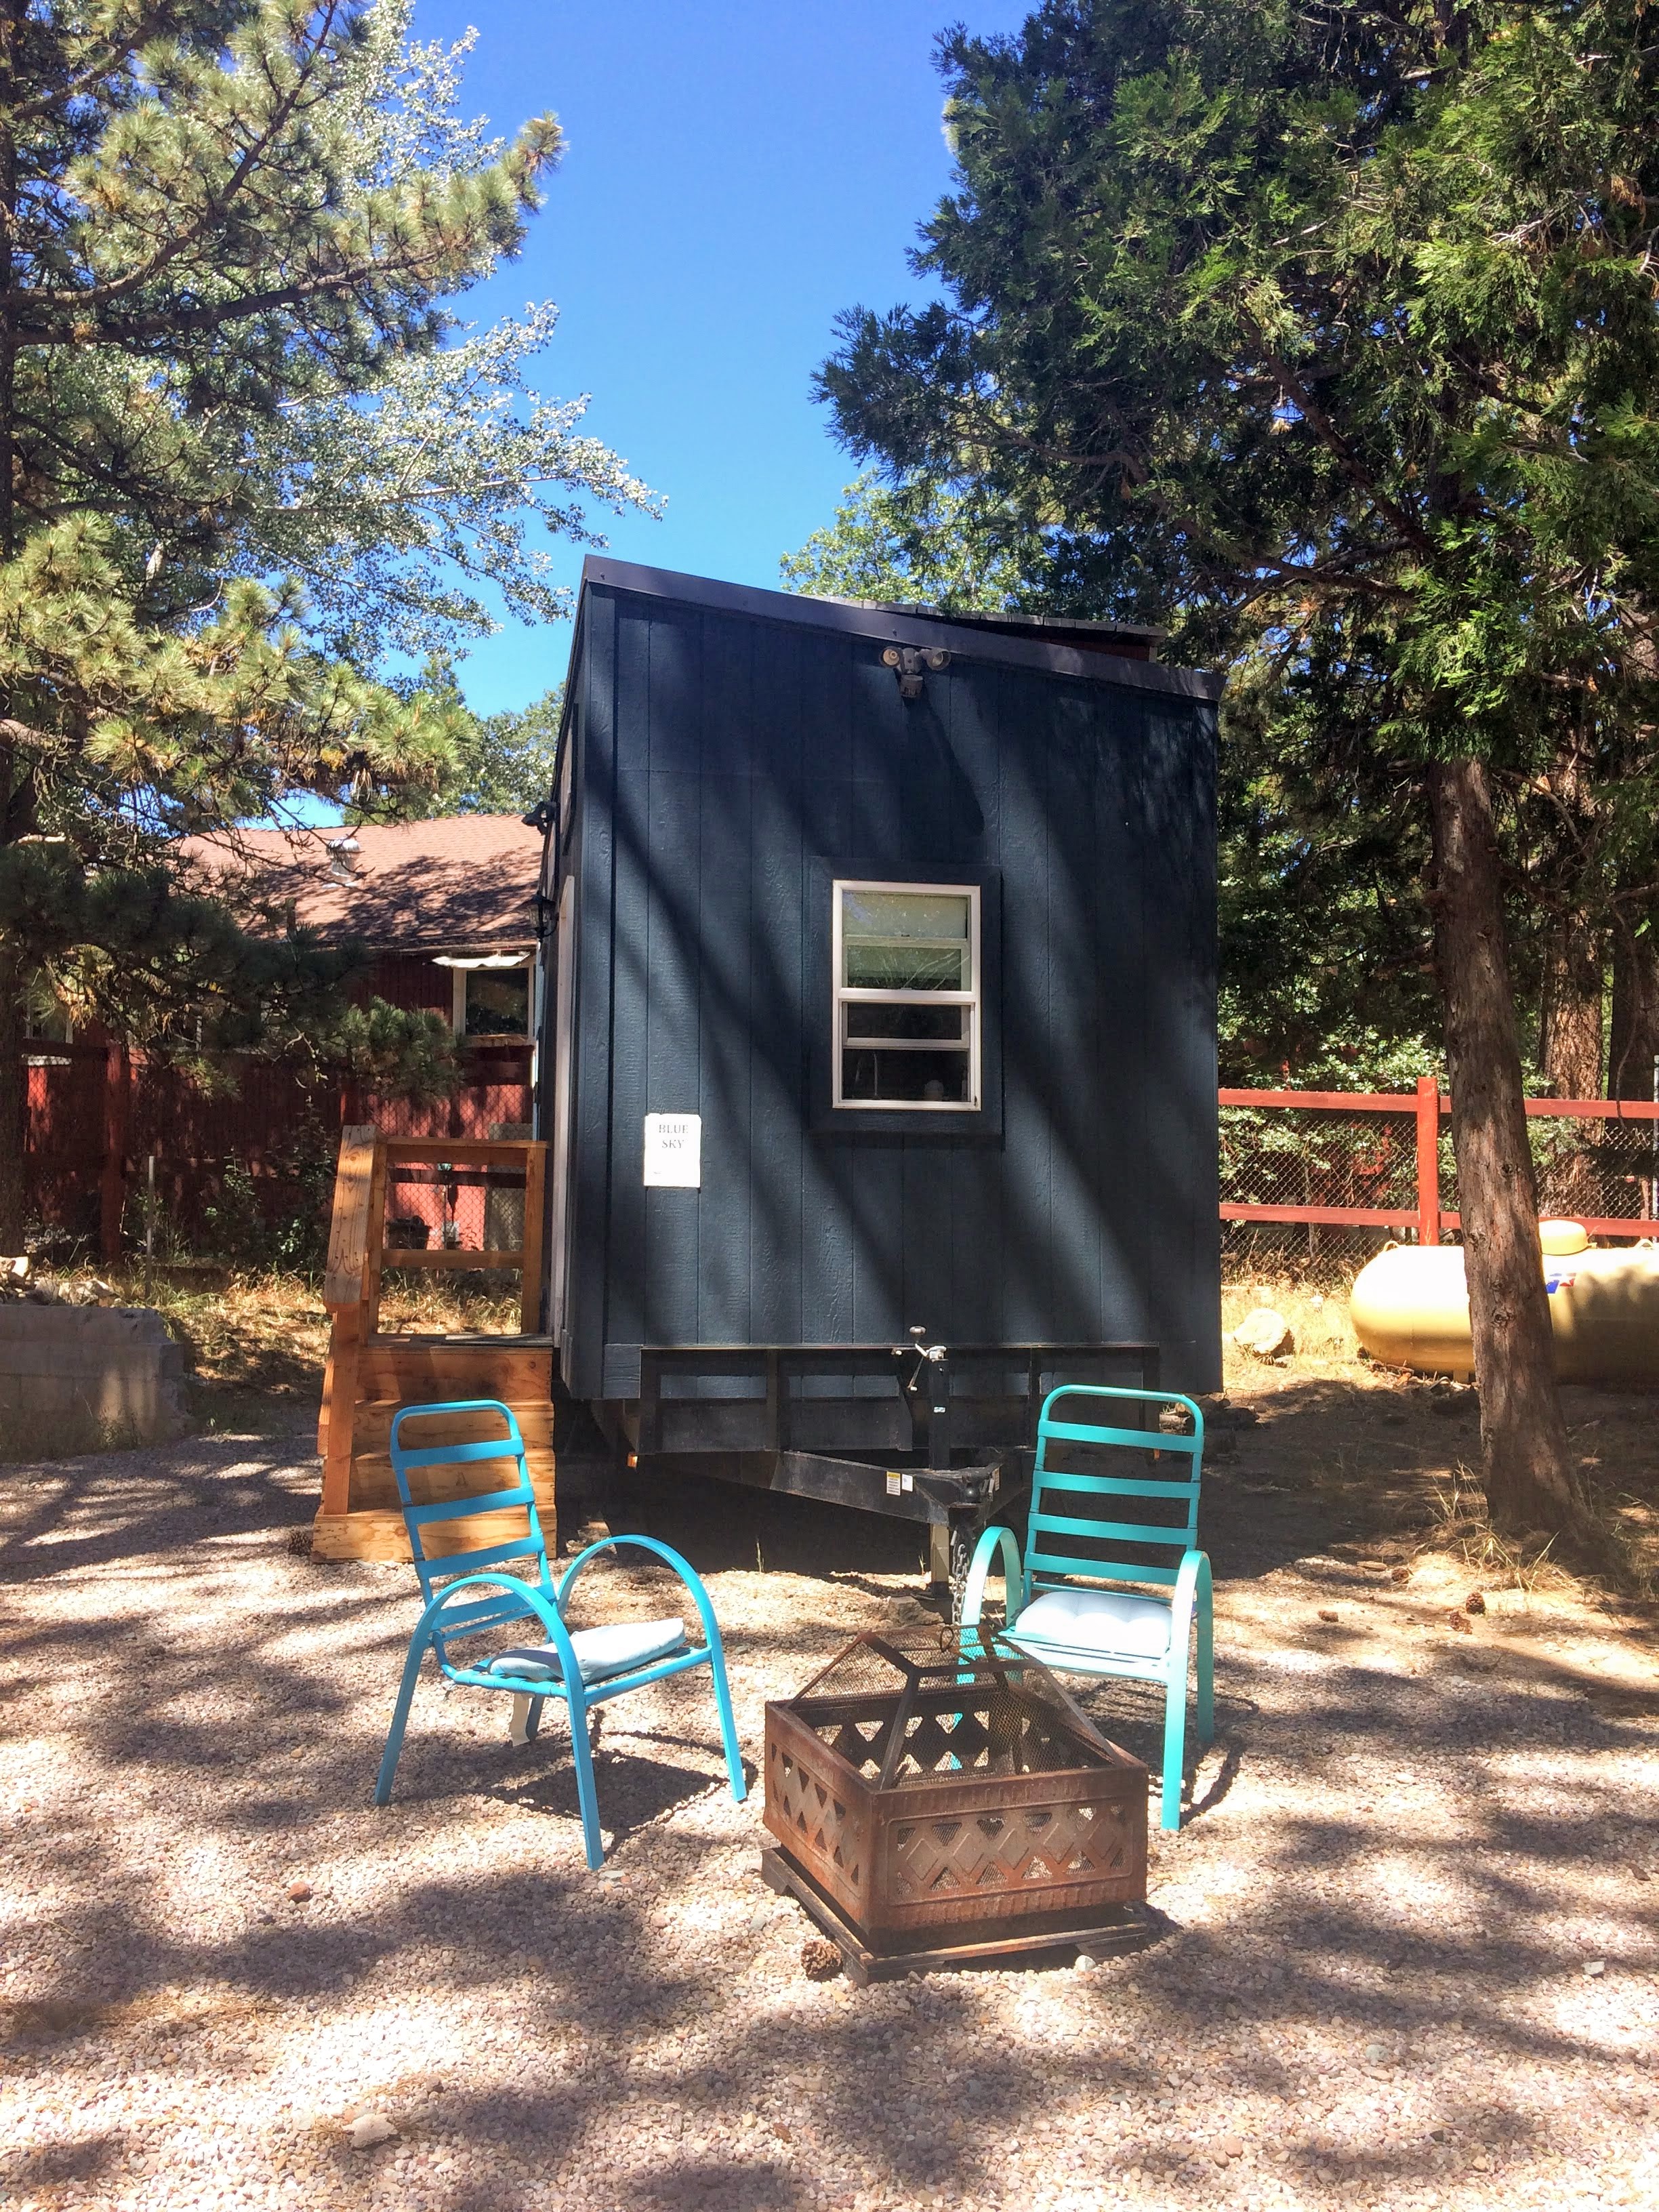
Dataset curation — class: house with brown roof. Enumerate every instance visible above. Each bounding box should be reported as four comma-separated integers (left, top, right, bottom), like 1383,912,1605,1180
184,815,546,1057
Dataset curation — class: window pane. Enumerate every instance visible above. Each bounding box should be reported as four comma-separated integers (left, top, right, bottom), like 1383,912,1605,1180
844,1002,966,1044
842,889,970,991
842,1048,972,1105
465,970,530,1037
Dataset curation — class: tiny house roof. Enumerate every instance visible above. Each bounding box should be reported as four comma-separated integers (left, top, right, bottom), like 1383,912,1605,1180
564,558,1223,703
182,816,542,953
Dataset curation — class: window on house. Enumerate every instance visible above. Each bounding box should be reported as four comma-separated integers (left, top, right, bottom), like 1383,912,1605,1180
463,968,531,1038
832,880,980,1109
442,959,533,1038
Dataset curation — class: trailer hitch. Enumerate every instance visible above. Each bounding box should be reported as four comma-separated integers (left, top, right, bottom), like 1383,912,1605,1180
893,1324,953,1464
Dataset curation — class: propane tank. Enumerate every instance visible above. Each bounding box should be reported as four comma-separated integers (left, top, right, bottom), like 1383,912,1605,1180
1350,1223,1659,1384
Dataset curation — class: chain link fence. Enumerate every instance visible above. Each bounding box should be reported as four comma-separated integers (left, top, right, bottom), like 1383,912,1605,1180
1221,1089,1659,1288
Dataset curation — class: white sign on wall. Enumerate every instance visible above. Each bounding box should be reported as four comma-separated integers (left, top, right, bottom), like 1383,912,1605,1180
643,1112,701,1188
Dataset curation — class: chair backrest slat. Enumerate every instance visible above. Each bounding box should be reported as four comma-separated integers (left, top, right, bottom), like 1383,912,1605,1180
404,1482,535,1528
429,1591,544,1641
1034,1468,1200,1501
392,1438,533,1473
1041,1416,1201,1456
1025,1384,1205,1592
1027,1553,1182,1589
1031,1510,1193,1551
419,1533,545,1582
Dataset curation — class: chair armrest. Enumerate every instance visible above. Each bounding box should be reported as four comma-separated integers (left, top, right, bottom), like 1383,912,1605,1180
1168,1549,1212,1641
556,1535,730,1667
960,1525,1023,1646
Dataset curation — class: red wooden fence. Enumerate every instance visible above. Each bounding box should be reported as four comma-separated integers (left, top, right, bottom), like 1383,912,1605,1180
1221,1079,1659,1247
20,1042,534,1259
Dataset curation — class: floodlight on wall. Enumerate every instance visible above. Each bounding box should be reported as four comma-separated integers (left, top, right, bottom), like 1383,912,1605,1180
882,644,950,700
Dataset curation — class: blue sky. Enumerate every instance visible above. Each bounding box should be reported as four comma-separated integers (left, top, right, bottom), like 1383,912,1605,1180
412,0,1029,716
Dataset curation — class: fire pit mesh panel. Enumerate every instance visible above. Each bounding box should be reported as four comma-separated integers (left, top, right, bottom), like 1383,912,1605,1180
792,1631,1119,1784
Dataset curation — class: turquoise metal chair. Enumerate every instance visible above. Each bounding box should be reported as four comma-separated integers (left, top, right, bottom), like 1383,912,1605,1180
960,1383,1213,1830
373,1399,745,1868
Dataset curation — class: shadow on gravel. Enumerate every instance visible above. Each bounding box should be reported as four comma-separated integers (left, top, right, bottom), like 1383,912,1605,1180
3,1411,1657,2212
0,1428,319,1580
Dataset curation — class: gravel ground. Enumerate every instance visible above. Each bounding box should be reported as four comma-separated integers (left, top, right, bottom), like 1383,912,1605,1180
2,1412,1657,2212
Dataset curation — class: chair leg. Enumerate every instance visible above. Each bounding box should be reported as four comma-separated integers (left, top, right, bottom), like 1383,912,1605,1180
1160,1669,1189,1832
374,1632,430,1807
706,1649,747,1805
565,1683,607,1870
526,1694,545,1744
1195,1589,1215,1747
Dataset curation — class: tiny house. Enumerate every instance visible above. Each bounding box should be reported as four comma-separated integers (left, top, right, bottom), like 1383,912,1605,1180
534,558,1223,1565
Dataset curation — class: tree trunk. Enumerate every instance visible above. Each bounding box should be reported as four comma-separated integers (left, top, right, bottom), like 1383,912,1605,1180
1537,916,1604,1216
1426,759,1591,1540
0,7,22,1254
1538,919,1603,1098
1608,926,1659,1101
0,938,25,1251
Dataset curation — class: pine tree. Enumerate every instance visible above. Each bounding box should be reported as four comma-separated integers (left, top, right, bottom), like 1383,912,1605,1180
0,3,630,1246
382,654,565,819
817,0,1659,1544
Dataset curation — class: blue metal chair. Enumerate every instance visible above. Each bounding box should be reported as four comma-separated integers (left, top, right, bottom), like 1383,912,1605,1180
960,1384,1213,1830
373,1399,745,1868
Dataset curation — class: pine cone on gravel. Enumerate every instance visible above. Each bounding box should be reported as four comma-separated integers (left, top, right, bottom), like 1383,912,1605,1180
801,1937,842,1982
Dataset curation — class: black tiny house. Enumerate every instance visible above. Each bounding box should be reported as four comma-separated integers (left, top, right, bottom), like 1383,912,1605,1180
535,558,1223,1563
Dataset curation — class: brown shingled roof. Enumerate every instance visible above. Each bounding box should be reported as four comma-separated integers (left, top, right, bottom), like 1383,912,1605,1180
182,816,543,951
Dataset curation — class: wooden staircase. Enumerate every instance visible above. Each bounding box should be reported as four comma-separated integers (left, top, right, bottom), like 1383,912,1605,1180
313,1126,554,1561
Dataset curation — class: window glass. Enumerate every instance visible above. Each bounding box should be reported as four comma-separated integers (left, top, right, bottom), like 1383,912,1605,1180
465,969,530,1037
834,881,979,1111
842,889,971,992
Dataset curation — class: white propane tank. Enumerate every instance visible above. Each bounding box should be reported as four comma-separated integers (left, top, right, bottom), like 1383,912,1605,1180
1350,1223,1659,1384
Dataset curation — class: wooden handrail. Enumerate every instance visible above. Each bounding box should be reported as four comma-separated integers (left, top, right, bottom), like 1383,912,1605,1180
382,1136,548,1163
322,1124,379,1310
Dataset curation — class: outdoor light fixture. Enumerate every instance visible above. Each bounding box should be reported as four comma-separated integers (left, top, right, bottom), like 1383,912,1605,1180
882,644,950,699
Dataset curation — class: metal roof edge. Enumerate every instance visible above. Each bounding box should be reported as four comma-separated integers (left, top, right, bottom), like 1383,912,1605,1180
576,555,1225,702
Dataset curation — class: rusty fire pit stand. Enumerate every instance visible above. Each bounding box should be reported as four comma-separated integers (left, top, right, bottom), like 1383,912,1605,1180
761,1630,1153,1984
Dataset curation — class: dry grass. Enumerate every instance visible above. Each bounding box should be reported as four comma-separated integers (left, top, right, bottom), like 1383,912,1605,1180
1221,1268,1659,1599
1220,1273,1368,1387
1425,1467,1568,1595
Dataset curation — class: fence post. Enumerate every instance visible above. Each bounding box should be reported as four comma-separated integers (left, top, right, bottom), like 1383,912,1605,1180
100,1043,131,1265
1415,1076,1441,1246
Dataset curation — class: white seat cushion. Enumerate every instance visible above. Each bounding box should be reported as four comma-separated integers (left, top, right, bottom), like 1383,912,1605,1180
1007,1586,1172,1664
487,1617,688,1687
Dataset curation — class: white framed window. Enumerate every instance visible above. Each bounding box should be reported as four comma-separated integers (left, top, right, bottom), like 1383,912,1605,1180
832,879,981,1111
436,954,534,1039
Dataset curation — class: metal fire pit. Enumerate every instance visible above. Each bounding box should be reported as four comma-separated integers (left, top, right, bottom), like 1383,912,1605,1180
762,1630,1151,1982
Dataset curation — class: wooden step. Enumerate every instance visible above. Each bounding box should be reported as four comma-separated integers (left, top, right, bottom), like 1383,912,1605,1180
348,1397,556,1456
355,1337,554,1404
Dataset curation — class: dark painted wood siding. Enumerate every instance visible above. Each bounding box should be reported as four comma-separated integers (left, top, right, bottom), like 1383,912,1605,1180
556,582,1219,1399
